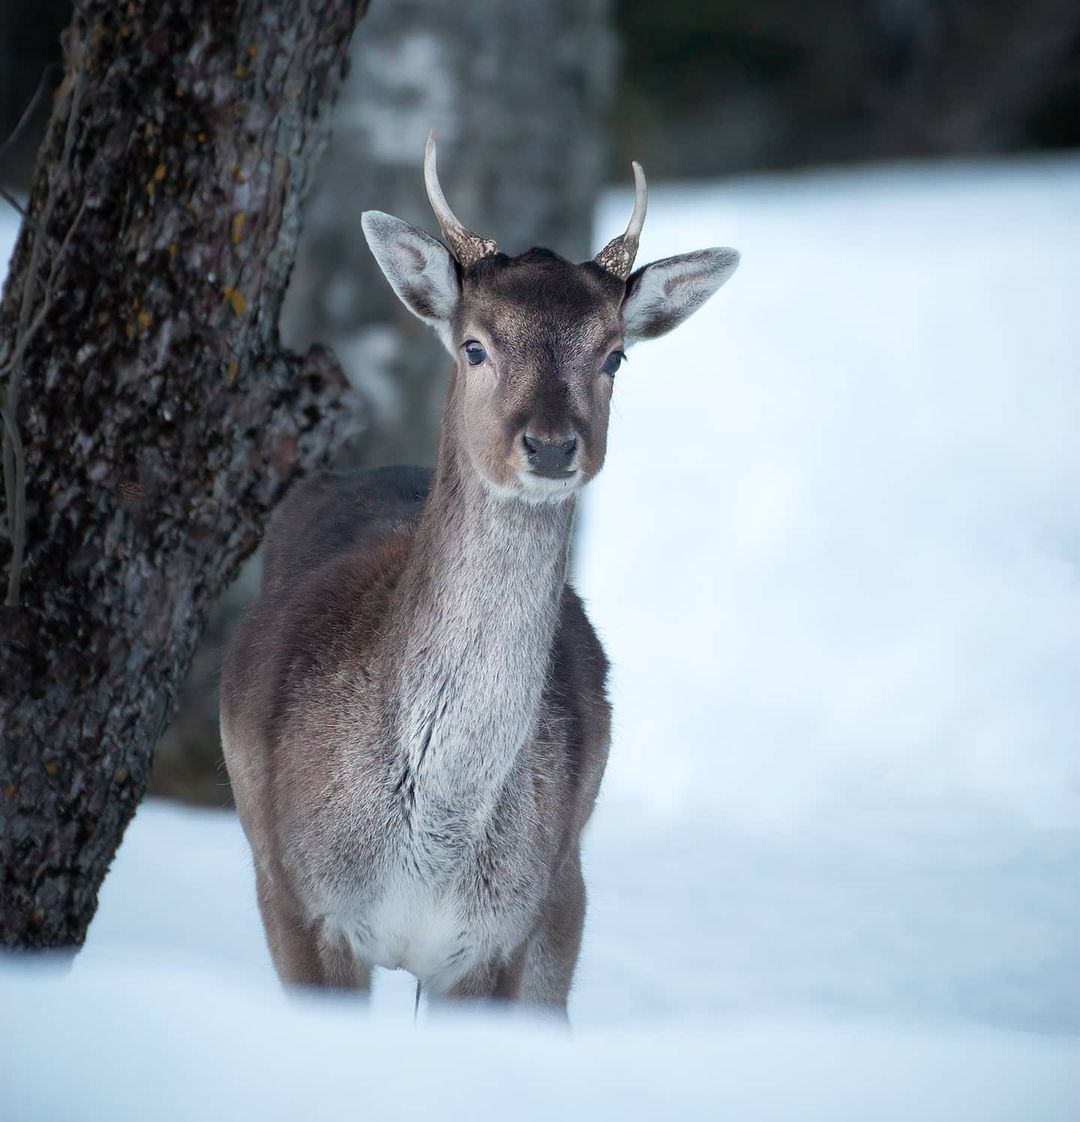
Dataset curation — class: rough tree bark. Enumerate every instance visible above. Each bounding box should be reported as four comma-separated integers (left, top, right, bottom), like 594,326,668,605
0,0,366,949
153,0,615,804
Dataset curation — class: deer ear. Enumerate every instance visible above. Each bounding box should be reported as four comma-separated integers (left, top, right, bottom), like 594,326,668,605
621,248,739,345
361,211,460,348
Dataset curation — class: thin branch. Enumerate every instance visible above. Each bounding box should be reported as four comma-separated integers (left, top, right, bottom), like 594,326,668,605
0,403,25,605
2,63,87,607
0,63,62,229
0,186,27,220
0,192,89,606
0,63,61,169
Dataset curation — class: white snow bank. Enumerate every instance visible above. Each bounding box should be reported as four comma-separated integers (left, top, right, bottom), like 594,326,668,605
0,206,20,275
579,157,1080,831
2,955,1078,1122
73,801,1080,1034
2,800,1077,1119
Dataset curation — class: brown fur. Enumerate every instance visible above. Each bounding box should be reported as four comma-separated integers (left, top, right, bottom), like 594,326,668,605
222,445,610,1013
223,203,736,1018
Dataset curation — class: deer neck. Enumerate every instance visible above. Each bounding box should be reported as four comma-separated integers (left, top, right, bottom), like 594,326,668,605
380,420,575,819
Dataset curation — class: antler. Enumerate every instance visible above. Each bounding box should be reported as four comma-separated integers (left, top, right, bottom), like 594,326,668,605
594,161,648,280
424,130,497,268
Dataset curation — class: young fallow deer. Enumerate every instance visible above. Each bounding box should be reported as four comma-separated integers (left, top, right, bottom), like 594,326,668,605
221,133,738,1018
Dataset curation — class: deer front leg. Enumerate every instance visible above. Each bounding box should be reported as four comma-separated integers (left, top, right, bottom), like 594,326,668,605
438,944,528,1006
517,848,586,1018
256,867,372,994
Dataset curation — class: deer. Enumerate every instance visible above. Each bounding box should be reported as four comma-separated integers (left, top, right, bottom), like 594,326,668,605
220,132,739,1018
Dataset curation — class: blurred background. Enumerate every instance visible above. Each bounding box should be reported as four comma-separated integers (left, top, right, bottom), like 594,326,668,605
6,0,1078,805
3,0,1078,806
3,0,1080,1086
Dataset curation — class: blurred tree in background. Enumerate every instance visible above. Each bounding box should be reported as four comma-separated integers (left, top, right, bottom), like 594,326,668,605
282,0,613,470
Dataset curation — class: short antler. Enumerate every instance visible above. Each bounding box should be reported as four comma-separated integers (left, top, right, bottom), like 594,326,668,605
594,161,648,280
424,130,498,269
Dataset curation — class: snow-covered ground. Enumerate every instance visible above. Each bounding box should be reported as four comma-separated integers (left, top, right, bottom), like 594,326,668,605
3,804,1080,1119
3,158,1080,1118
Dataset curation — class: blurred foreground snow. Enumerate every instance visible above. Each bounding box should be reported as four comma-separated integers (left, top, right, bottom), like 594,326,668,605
2,158,1079,1117
2,802,1079,1119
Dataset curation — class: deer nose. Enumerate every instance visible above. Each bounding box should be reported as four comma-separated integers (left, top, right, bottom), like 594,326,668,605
522,432,578,476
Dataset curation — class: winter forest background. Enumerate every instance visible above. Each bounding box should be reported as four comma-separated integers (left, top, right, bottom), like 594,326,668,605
2,2,1079,1118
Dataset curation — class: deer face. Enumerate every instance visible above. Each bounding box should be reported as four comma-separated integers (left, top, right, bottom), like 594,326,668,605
362,135,739,503
446,250,622,499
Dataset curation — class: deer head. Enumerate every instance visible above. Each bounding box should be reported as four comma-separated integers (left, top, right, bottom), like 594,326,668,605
362,133,739,502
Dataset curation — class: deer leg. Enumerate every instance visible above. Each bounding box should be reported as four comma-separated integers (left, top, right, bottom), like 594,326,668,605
518,848,586,1017
438,943,527,1006
255,867,371,994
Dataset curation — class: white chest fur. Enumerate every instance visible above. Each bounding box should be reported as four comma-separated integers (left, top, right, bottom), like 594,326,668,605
317,478,572,991
332,866,480,988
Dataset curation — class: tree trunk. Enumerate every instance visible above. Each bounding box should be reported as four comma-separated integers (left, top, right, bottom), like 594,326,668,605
0,0,366,949
152,0,615,806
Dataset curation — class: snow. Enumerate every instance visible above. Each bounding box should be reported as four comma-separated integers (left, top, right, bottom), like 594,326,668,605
581,157,1080,832
3,955,1076,1122
1,225,16,278
3,158,1080,1116
3,803,1080,1118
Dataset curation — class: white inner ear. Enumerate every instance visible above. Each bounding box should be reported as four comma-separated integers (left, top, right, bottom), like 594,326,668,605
622,248,740,344
361,211,460,352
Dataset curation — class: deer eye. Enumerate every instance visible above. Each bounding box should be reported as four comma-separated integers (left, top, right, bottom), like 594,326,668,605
463,341,487,366
601,350,625,377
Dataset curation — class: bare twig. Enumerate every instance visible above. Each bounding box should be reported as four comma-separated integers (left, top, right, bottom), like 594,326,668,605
0,187,27,220
2,63,86,606
0,194,88,606
0,63,61,168
0,63,62,226
0,404,25,600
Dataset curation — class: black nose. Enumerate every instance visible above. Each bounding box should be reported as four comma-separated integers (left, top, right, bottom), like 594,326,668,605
522,432,578,476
